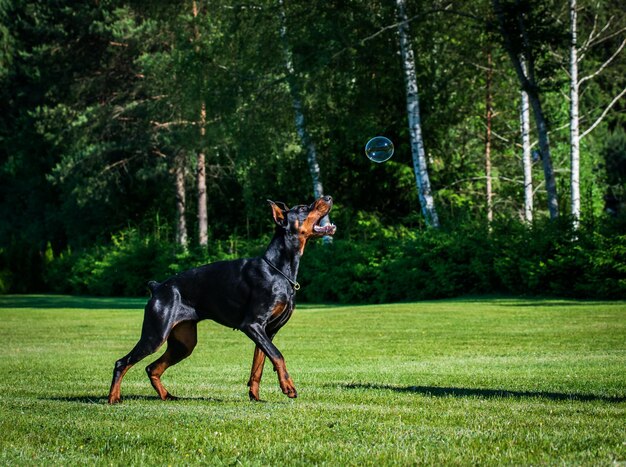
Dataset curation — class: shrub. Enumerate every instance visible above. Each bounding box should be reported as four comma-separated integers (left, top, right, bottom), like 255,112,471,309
44,228,267,297
27,216,626,301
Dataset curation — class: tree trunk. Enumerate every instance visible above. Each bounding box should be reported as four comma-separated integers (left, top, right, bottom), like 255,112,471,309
396,0,440,228
485,51,494,224
528,92,559,219
193,0,208,246
197,102,208,246
569,0,580,226
492,0,559,219
175,151,188,249
520,60,533,223
291,95,324,201
278,0,332,240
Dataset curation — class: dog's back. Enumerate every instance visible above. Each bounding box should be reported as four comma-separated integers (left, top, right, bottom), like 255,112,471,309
149,258,257,328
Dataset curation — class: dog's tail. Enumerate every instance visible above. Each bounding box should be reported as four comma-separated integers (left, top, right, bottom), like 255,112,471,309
147,280,160,295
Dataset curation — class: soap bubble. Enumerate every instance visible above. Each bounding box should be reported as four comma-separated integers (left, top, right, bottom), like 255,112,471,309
365,136,394,163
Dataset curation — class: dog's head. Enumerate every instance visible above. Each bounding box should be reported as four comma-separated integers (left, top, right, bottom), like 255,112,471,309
268,196,336,253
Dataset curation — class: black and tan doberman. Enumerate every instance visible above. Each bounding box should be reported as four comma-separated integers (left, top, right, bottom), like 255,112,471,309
108,196,336,403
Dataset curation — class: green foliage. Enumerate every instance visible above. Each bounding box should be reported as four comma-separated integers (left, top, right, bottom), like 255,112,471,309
46,229,168,296
44,227,267,297
1,0,625,300
602,128,626,200
7,214,617,301
299,217,626,303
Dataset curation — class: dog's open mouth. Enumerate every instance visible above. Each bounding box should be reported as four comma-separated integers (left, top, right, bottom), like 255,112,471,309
313,218,337,236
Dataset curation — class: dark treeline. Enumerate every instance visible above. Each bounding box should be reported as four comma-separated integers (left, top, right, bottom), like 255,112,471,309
0,0,625,300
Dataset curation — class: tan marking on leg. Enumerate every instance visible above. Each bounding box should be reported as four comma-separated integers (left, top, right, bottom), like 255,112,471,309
146,321,197,401
108,365,131,404
247,346,266,401
270,302,287,319
274,357,297,398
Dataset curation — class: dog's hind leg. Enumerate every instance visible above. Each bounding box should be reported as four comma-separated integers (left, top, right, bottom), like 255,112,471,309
108,334,164,404
108,298,176,404
145,320,198,400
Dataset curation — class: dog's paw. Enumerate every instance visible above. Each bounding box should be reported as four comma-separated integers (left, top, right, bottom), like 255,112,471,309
280,377,298,398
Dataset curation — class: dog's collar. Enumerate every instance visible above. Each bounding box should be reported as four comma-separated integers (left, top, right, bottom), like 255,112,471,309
262,257,301,291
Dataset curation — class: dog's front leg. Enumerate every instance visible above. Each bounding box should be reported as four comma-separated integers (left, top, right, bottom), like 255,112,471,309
247,345,266,401
242,322,297,398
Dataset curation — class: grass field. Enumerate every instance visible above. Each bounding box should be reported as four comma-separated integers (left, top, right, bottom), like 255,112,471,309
0,295,625,465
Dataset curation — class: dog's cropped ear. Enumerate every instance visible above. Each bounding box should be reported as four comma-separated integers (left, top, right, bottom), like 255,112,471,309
268,200,289,227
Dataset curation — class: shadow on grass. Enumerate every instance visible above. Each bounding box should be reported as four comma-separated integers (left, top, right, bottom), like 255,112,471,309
342,383,626,403
46,394,225,404
0,295,145,310
501,300,626,308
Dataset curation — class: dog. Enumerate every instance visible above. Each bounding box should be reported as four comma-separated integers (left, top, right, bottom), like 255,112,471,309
108,196,336,403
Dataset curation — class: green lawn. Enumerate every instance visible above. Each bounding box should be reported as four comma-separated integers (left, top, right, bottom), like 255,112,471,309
1,295,625,465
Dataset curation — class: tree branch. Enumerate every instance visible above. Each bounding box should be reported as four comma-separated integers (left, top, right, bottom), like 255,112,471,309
150,116,221,130
581,14,613,51
587,24,626,49
152,148,168,158
580,87,626,139
331,4,482,61
150,120,198,129
579,10,600,52
440,175,526,191
578,37,626,86
100,155,139,174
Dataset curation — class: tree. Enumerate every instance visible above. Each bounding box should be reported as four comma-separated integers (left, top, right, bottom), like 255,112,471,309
492,0,561,219
174,151,189,248
567,0,626,225
193,0,208,247
520,59,534,222
395,0,440,228
568,0,581,226
485,50,495,223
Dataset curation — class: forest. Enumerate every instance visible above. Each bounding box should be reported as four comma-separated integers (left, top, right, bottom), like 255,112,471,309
0,0,625,301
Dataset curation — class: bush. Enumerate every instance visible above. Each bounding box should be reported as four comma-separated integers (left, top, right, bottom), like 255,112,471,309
44,228,267,297
300,217,626,303
10,216,626,301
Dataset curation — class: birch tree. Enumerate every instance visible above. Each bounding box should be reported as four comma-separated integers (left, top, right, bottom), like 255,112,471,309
193,0,208,247
492,0,559,219
569,0,581,225
197,103,208,246
568,0,626,225
395,0,440,228
174,151,188,249
520,60,533,223
485,50,494,223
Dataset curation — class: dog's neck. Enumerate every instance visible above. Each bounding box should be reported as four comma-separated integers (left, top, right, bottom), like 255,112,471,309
263,230,302,281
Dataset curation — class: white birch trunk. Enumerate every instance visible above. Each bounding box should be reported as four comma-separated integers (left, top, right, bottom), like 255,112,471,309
569,0,581,226
278,0,331,240
485,51,494,223
197,102,208,246
520,61,533,223
175,152,188,249
396,0,440,228
193,1,208,246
